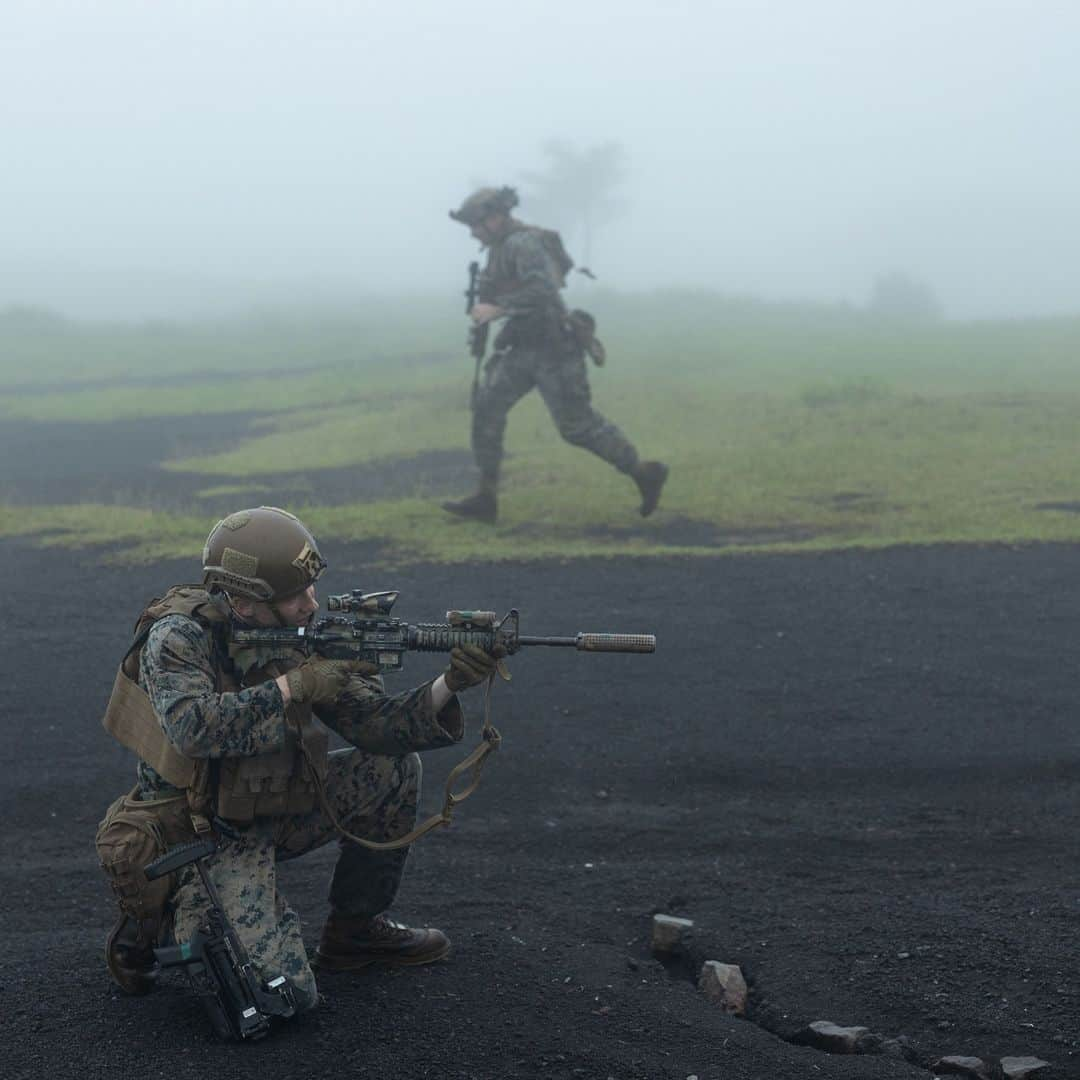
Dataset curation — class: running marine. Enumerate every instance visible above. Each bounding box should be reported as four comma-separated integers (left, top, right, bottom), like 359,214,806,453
443,186,669,524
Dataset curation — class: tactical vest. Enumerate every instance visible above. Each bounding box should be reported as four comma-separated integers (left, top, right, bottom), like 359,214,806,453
482,221,575,295
101,585,328,822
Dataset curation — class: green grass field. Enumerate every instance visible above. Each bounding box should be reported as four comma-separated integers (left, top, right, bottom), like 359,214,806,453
3,293,1080,565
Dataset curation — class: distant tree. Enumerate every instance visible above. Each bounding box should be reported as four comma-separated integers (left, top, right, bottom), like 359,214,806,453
868,271,944,322
520,140,628,270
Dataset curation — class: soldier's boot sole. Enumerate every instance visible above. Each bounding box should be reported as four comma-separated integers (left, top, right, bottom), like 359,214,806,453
313,939,451,972
440,494,497,524
313,920,451,972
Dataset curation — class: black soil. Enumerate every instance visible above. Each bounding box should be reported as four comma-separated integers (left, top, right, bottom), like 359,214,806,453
0,414,475,511
4,538,1079,1079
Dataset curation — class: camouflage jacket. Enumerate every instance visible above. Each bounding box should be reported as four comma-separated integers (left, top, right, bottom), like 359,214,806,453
136,613,464,798
479,221,567,346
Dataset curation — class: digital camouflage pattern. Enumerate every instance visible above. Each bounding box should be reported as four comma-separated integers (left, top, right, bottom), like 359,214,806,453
478,227,568,330
472,226,639,488
169,750,420,1012
137,610,464,1007
137,614,286,797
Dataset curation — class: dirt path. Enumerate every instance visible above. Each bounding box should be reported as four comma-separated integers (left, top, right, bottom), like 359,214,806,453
4,539,1078,1079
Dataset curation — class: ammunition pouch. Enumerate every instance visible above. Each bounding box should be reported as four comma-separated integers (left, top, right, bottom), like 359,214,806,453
567,309,606,366
95,786,197,949
214,712,327,821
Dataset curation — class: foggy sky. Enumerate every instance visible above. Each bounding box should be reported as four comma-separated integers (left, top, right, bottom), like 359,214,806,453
2,0,1078,320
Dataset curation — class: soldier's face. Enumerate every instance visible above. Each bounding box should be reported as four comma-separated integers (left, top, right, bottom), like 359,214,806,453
274,585,319,626
469,212,506,245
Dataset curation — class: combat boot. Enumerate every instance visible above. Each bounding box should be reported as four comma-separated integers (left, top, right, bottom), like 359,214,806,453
632,460,669,517
105,912,158,995
313,912,451,971
441,490,497,524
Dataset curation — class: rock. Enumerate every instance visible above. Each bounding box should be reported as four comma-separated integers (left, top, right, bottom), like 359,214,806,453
881,1036,921,1064
651,914,693,955
930,1056,990,1079
854,1031,886,1054
796,1020,869,1054
1000,1057,1051,1079
697,961,748,1016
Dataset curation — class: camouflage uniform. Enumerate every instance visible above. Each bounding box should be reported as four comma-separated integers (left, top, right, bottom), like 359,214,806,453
138,612,463,1012
472,224,640,489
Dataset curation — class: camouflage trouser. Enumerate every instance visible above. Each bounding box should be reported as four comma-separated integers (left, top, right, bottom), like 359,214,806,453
170,748,420,1012
472,341,640,488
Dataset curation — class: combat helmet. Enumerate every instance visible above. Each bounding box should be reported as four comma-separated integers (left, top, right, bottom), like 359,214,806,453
202,506,326,602
449,185,519,225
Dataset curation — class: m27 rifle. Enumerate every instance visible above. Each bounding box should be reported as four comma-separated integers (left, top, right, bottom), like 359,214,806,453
465,260,489,410
231,589,657,671
231,591,656,851
145,838,296,1040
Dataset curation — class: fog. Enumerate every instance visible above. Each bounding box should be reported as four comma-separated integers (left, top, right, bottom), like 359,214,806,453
2,0,1077,321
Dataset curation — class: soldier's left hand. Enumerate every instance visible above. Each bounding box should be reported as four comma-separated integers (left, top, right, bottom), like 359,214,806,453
443,643,510,692
470,303,503,325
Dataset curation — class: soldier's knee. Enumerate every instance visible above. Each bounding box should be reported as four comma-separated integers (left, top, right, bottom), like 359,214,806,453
557,421,594,447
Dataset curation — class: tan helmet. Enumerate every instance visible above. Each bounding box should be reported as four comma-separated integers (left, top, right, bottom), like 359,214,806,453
202,506,326,602
449,185,519,225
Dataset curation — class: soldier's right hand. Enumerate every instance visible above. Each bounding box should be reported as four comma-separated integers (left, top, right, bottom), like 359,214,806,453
284,658,374,706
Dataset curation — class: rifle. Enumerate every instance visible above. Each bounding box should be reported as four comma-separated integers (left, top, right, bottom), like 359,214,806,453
146,838,297,1040
231,589,657,671
231,591,654,853
465,260,489,410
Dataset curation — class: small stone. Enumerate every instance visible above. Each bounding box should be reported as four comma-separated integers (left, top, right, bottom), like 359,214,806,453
1000,1057,1051,1080
930,1056,990,1079
882,1036,920,1063
651,914,694,955
697,961,748,1016
854,1031,885,1054
797,1020,869,1054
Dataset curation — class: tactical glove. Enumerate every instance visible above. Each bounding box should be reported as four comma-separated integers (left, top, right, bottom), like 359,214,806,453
443,643,509,692
285,658,372,706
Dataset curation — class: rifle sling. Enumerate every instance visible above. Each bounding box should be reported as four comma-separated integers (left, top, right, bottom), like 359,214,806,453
294,677,502,852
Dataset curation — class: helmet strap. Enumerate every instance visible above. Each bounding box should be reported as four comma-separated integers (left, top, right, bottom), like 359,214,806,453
268,601,290,628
